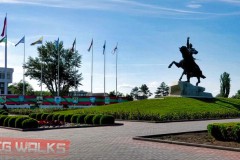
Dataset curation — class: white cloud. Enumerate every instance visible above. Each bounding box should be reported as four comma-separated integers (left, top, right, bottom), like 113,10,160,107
148,81,159,88
119,83,134,89
187,4,202,9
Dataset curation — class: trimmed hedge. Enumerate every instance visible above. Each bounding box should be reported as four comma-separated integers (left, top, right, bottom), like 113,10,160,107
84,114,95,124
1,111,8,115
100,115,115,125
8,116,19,127
64,114,73,123
77,114,87,124
36,113,44,120
71,114,80,123
22,118,39,129
0,115,8,126
15,117,30,128
92,115,102,125
29,113,37,119
52,114,60,121
207,122,240,141
41,113,49,120
58,114,65,122
3,116,11,127
46,114,54,121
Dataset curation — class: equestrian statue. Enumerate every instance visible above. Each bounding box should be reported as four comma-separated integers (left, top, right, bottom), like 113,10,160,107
168,37,206,86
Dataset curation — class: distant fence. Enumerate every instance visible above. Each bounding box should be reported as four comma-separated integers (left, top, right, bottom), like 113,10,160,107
0,95,128,106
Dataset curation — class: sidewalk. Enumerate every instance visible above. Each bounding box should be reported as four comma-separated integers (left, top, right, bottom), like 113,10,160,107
1,118,240,160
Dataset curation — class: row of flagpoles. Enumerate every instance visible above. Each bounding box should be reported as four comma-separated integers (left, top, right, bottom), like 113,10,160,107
0,14,119,97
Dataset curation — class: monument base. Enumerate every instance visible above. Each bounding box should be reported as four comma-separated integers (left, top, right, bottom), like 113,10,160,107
170,81,213,98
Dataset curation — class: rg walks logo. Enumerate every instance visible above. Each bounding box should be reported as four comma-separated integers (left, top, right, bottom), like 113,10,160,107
0,137,70,158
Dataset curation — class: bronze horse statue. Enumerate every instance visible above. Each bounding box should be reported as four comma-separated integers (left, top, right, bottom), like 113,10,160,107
168,46,206,86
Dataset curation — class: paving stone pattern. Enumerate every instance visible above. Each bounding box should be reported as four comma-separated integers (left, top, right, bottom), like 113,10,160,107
1,119,240,160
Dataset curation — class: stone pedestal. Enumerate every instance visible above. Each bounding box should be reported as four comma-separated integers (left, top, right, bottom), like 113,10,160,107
170,81,213,98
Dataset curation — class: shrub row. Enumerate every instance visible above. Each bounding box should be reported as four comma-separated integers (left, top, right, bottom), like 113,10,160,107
0,109,8,115
207,122,240,142
29,113,115,125
78,110,240,122
0,115,38,129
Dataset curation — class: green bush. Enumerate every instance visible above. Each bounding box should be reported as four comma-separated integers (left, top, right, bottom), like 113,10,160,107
92,115,102,125
58,114,65,121
1,111,8,115
8,116,19,127
15,117,30,128
207,122,240,141
64,114,73,123
84,114,95,124
46,114,54,121
100,115,115,125
22,118,39,129
0,110,4,114
3,116,11,127
76,114,87,124
71,114,80,123
0,115,8,126
36,113,44,120
29,113,37,119
52,114,60,121
41,113,49,120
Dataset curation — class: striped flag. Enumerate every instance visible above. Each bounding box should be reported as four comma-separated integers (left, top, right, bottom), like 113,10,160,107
103,40,106,55
31,36,43,46
88,39,93,52
112,43,118,54
1,16,6,37
0,36,6,43
15,36,25,47
71,38,76,52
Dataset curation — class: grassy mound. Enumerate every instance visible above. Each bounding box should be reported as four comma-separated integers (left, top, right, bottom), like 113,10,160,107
54,97,240,121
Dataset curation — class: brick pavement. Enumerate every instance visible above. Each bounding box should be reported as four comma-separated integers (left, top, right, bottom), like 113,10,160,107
1,118,240,160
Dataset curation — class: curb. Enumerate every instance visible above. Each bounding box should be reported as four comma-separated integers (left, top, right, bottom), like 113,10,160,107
133,130,240,152
0,123,123,131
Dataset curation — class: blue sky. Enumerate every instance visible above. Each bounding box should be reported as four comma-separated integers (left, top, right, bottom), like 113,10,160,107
0,0,240,97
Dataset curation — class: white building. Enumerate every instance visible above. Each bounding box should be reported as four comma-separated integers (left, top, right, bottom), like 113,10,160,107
0,67,14,94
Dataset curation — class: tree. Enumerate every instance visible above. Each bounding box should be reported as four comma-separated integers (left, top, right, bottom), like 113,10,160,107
8,80,34,95
139,84,152,99
130,86,139,100
219,72,230,98
232,90,240,99
109,90,124,97
24,41,83,96
155,82,169,98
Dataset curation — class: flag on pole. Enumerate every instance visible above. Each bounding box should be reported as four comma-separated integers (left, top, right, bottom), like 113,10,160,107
15,36,25,47
0,36,6,43
55,37,59,49
1,16,6,37
71,38,76,52
103,40,106,55
112,43,118,54
31,36,43,46
88,39,93,52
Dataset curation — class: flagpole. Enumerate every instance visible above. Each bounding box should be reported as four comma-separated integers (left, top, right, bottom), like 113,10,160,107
115,44,118,98
23,36,25,95
4,13,7,95
74,38,77,96
58,41,60,97
104,41,106,97
91,40,93,95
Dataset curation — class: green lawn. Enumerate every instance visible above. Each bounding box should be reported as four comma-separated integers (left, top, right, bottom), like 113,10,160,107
55,97,240,121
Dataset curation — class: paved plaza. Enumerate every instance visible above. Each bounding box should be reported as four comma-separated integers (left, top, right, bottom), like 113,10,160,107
1,119,240,160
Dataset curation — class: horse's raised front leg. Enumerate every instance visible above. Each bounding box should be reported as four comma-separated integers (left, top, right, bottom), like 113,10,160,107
168,61,179,68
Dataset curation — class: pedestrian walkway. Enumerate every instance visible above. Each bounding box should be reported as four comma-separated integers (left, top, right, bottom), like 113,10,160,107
1,118,240,160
